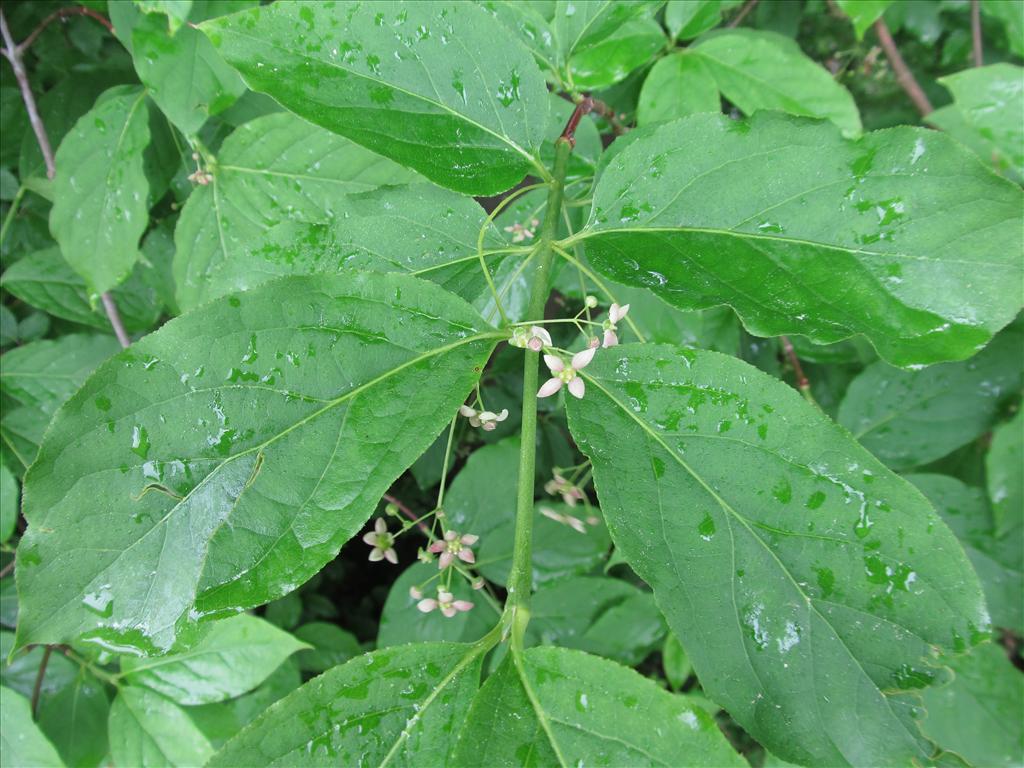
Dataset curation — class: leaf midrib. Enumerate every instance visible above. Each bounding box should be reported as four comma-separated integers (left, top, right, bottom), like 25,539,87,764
27,330,503,640
207,20,542,175
581,371,925,756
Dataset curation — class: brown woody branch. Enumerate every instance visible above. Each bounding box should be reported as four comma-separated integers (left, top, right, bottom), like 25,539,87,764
971,0,984,67
873,18,933,117
18,6,113,55
1,8,130,349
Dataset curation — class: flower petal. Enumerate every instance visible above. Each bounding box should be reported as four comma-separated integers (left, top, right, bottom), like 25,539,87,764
439,551,454,570
543,354,564,373
603,329,618,348
531,326,552,346
453,600,474,612
458,549,476,564
441,605,457,618
375,517,388,534
428,540,446,553
384,548,398,564
438,590,454,602
369,548,385,562
459,404,477,417
496,409,509,421
417,598,438,613
410,586,423,600
568,376,586,399
461,534,479,545
537,377,563,398
362,533,378,546
571,347,596,370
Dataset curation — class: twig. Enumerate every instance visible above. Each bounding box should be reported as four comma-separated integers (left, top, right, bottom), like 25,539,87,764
383,493,430,535
18,6,112,54
30,646,52,717
587,96,629,136
0,558,14,579
2,9,131,349
779,335,812,400
0,11,56,180
728,0,759,28
101,292,131,348
971,0,984,67
873,18,933,117
561,96,593,145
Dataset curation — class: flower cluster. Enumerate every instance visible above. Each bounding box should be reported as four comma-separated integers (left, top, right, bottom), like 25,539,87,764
544,473,585,506
458,405,509,431
416,589,473,618
504,218,540,243
540,506,598,534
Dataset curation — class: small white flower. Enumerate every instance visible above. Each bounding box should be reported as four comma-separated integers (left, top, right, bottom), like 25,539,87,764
428,530,479,569
510,325,552,351
417,589,474,618
362,518,398,564
544,474,586,506
409,586,423,600
503,218,539,243
537,347,596,399
459,405,509,431
540,506,588,534
602,303,630,348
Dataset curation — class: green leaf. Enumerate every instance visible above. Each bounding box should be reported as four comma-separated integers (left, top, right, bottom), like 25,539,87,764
987,411,1023,538
662,631,692,690
109,685,214,768
192,183,509,307
201,1,550,195
131,12,247,135
14,272,500,655
0,463,16,544
981,0,1024,57
637,53,720,126
36,669,110,768
565,17,665,90
933,64,1023,185
0,248,162,334
452,646,745,767
920,643,1023,768
686,29,862,136
0,686,64,768
836,0,894,39
565,343,989,766
187,657,301,749
0,335,121,411
528,575,667,666
172,112,416,311
120,614,309,704
135,0,194,34
209,642,486,767
377,562,498,648
838,327,1022,470
574,111,1024,368
292,622,361,673
665,0,732,40
49,86,151,296
909,474,1022,634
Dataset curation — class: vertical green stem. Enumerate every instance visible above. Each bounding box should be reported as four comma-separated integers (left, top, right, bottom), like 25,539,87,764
505,138,573,644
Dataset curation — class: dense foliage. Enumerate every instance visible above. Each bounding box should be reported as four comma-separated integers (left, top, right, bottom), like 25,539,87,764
0,1,1021,766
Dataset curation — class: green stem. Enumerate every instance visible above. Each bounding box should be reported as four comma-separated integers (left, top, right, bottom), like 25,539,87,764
504,138,573,645
0,185,26,248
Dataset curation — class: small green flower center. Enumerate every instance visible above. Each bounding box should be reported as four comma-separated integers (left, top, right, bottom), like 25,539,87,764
557,367,577,383
446,539,462,554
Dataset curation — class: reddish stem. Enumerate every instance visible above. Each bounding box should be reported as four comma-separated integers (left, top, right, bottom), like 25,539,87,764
560,96,593,146
873,18,933,117
971,0,984,67
383,493,430,535
728,0,759,28
101,292,131,348
30,646,52,717
780,335,810,394
18,6,112,54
